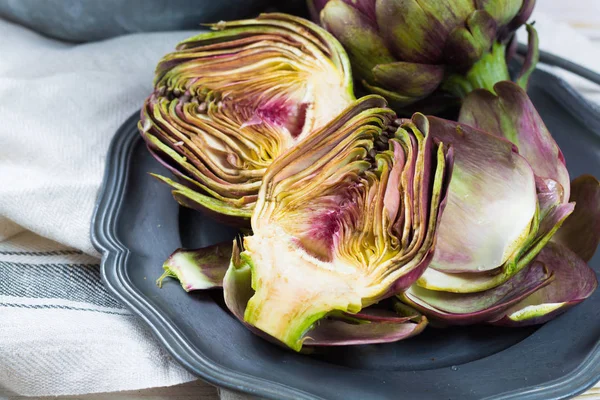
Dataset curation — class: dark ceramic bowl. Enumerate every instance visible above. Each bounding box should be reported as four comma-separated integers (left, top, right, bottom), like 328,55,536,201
92,68,600,400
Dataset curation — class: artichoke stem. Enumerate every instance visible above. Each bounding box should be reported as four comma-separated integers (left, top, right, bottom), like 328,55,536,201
242,232,362,351
442,42,510,99
244,282,332,351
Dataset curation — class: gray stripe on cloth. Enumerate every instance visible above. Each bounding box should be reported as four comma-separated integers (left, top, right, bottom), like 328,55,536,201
0,249,82,256
0,261,125,309
0,302,129,316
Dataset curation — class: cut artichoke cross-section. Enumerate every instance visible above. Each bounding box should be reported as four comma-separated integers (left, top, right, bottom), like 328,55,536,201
227,96,452,350
139,13,355,223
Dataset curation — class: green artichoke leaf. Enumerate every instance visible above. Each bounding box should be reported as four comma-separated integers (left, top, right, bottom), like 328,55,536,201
444,10,497,67
157,242,233,291
476,0,523,27
374,0,473,64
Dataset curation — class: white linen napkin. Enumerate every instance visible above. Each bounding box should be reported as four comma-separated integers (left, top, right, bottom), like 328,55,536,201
0,9,598,399
0,19,198,396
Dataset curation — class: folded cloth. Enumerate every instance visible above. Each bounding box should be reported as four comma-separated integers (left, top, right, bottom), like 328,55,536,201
0,8,599,399
0,18,198,396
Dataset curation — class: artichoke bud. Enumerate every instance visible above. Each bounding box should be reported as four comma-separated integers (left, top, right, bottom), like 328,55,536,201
226,96,452,350
139,13,356,223
312,0,538,108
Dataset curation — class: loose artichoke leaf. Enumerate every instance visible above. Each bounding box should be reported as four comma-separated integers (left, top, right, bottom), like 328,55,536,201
552,175,600,262
151,174,253,219
426,117,537,274
458,81,569,202
502,303,564,322
304,313,427,346
401,261,552,324
156,242,232,291
490,241,598,327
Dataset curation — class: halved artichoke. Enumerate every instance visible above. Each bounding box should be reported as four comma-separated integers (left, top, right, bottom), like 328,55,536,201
157,96,450,350
225,96,453,350
139,13,355,223
400,82,598,325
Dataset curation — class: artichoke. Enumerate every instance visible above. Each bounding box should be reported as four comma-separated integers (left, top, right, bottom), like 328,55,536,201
230,96,453,350
400,82,599,325
159,96,453,350
139,13,355,224
308,0,538,109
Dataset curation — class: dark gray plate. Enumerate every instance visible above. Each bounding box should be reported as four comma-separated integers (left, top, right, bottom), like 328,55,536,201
92,69,600,400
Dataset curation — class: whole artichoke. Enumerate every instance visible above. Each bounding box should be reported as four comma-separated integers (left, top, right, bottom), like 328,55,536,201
139,13,355,224
308,0,537,109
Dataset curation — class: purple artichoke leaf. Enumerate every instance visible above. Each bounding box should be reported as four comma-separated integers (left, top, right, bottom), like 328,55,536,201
419,191,573,293
401,261,552,325
333,299,422,324
304,314,427,346
417,116,575,293
157,241,233,291
458,81,570,202
490,241,598,326
424,117,537,275
552,175,600,262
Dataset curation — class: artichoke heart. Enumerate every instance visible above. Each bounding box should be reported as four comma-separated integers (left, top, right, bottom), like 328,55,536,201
227,96,452,350
139,13,355,223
